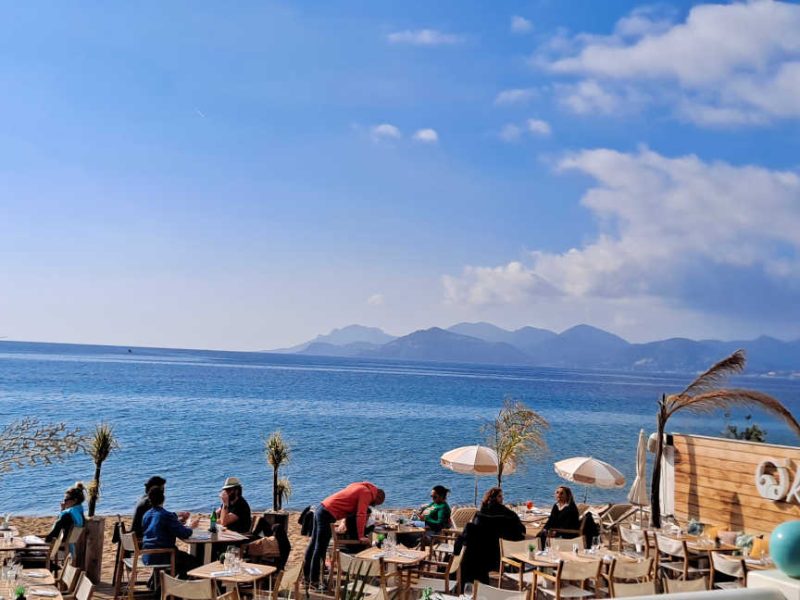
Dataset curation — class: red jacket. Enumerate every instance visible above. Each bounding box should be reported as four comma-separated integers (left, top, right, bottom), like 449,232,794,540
321,482,379,538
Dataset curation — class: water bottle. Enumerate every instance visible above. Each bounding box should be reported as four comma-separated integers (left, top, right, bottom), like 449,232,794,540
209,510,218,533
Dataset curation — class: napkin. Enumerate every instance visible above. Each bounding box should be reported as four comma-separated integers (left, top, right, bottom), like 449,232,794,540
31,590,58,597
23,536,46,545
370,552,386,559
192,533,211,541
210,571,235,577
244,568,262,575
25,573,47,578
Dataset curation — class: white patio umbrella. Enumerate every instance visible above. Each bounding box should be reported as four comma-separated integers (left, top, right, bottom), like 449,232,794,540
440,445,515,505
554,456,625,502
628,429,649,525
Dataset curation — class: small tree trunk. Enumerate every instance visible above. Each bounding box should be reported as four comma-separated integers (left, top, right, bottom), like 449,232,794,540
650,401,666,528
272,467,278,511
84,517,104,583
88,463,101,517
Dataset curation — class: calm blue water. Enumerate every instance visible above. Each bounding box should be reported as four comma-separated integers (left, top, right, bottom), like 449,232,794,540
1,340,799,515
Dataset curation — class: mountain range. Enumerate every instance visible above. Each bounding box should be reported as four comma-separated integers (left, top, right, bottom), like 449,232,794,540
269,322,800,374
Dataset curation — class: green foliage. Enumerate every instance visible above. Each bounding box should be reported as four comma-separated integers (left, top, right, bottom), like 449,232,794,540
275,477,292,510
265,431,291,511
722,413,767,442
483,397,549,486
86,422,120,516
0,418,85,476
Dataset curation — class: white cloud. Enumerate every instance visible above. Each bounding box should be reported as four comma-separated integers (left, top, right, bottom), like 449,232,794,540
370,123,401,142
494,88,538,106
443,147,800,324
413,128,439,143
539,1,800,125
387,29,463,46
367,294,385,306
511,16,533,34
499,123,522,142
526,118,551,136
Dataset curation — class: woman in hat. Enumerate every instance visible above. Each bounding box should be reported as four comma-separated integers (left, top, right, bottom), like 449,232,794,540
217,477,252,534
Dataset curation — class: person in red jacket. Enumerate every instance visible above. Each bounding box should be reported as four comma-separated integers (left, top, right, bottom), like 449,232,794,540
303,482,385,590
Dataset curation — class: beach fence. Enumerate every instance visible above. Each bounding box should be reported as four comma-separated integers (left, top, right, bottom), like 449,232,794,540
667,433,800,534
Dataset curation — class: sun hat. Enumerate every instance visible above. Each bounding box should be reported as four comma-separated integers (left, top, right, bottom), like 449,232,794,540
221,477,242,490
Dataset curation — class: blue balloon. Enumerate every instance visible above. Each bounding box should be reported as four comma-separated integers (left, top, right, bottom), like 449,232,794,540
771,521,800,577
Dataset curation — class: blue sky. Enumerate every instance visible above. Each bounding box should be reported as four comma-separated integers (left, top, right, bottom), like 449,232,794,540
1,0,799,350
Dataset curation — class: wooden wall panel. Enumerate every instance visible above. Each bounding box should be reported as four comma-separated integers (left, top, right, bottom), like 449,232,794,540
672,434,800,534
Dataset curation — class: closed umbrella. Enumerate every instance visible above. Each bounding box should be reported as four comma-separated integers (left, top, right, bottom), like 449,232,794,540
628,429,649,525
554,456,625,502
441,445,515,505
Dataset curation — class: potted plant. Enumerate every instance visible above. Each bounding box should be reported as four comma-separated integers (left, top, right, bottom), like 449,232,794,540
15,584,26,600
528,542,536,558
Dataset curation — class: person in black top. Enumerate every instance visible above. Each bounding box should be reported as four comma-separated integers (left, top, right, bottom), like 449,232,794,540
540,485,580,540
133,476,174,537
457,487,525,584
216,477,252,534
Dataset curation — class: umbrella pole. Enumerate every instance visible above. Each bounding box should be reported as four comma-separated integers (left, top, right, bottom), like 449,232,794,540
474,476,478,506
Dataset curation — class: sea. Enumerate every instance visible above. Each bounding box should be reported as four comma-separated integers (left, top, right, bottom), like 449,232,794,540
1,340,799,515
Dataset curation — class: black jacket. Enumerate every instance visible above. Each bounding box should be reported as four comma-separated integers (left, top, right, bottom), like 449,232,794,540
457,504,526,584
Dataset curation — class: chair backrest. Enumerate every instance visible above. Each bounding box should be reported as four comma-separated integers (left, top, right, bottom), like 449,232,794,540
609,557,653,581
663,577,708,593
67,526,85,546
278,562,303,593
711,552,745,578
50,531,65,562
120,531,139,553
451,507,477,529
611,581,656,598
548,538,577,551
619,526,646,547
60,559,81,593
602,504,634,524
337,552,382,578
74,573,95,600
473,582,527,600
559,558,601,581
655,534,686,558
499,539,530,558
161,573,215,600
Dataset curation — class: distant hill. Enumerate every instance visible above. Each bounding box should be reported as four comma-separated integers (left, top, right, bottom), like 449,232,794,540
269,324,395,354
269,321,800,374
366,327,531,365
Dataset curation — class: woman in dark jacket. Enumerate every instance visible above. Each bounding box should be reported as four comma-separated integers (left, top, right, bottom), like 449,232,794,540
540,486,580,540
458,487,526,584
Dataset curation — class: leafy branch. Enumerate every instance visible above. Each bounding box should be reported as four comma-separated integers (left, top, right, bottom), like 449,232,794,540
0,418,85,475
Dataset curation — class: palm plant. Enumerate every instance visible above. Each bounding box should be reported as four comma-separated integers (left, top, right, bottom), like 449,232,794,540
265,431,291,511
650,349,800,527
484,397,549,486
87,423,119,517
275,477,292,510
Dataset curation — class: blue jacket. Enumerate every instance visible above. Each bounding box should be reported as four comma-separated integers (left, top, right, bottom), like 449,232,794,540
141,507,193,564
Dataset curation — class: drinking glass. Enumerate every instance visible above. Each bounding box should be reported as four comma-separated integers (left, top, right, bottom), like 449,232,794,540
462,583,473,599
591,536,601,554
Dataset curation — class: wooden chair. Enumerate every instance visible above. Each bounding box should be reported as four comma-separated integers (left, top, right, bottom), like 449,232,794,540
15,531,63,572
114,531,176,600
603,558,654,597
710,551,746,590
617,526,650,559
73,573,96,600
662,577,708,593
533,559,602,600
273,563,303,600
472,582,528,600
58,558,82,599
414,544,464,594
609,581,656,597
547,538,580,552
447,507,477,533
498,539,535,590
427,531,460,558
160,573,215,600
654,533,709,583
63,526,85,566
326,524,372,589
334,552,400,600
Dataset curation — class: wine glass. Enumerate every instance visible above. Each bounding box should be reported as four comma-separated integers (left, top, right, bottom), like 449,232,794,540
462,583,474,599
591,536,601,554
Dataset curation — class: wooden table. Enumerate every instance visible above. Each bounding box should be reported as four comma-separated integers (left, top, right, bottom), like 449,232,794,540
181,528,250,564
21,569,57,586
356,546,427,600
187,560,276,592
0,537,26,551
513,548,636,568
0,581,62,600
